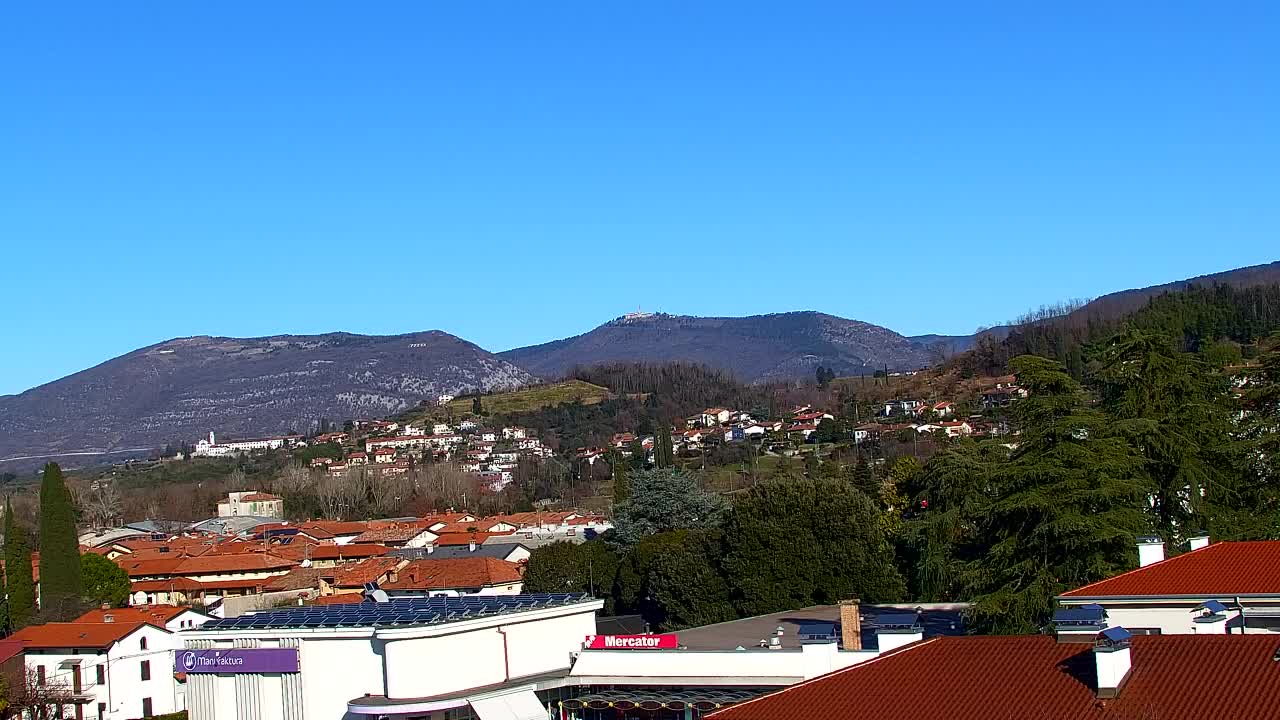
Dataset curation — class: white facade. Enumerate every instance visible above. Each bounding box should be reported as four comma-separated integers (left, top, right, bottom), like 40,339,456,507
183,599,604,720
22,624,182,720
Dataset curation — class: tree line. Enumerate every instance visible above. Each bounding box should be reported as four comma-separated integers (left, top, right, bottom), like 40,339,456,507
526,327,1280,635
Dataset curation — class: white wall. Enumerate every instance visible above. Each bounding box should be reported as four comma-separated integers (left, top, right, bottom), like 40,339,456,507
299,637,385,720
569,645,879,684
25,624,180,720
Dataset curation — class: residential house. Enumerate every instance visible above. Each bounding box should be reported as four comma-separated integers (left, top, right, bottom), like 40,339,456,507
1057,538,1280,634
502,427,528,440
325,557,407,597
379,557,524,597
373,448,397,464
76,605,211,632
350,525,438,548
216,491,283,519
706,631,1280,720
10,621,182,720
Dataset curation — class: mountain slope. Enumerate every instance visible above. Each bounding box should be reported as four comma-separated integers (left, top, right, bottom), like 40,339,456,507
500,311,933,383
0,331,533,462
1063,260,1280,322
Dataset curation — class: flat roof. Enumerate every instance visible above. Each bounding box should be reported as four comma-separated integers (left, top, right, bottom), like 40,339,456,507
674,604,966,652
197,593,594,632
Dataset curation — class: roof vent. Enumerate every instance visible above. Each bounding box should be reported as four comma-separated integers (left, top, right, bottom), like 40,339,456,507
103,614,114,623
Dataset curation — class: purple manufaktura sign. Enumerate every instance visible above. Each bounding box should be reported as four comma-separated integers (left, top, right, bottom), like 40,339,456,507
176,648,299,674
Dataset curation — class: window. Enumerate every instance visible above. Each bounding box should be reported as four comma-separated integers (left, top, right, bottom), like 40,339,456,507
139,636,148,650
140,660,151,681
96,665,105,685
141,698,153,718
36,665,46,685
97,703,106,720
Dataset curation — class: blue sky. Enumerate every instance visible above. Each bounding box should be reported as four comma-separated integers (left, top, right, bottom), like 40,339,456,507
2,2,1277,395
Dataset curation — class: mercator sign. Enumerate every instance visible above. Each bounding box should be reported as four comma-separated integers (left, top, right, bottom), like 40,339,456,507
584,634,678,650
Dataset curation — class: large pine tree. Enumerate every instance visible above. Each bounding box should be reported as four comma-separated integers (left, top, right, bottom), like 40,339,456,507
38,462,82,619
1093,330,1235,542
4,498,37,630
958,356,1149,634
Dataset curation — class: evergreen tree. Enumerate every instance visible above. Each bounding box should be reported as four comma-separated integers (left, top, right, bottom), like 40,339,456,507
1093,330,1235,543
1232,334,1280,537
472,396,483,415
610,452,630,504
851,456,876,499
957,356,1148,634
721,478,906,616
80,553,131,607
38,462,82,620
523,540,620,609
4,499,36,630
611,468,725,546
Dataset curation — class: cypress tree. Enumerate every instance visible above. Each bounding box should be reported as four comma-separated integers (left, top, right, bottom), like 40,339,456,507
4,498,37,630
39,462,82,619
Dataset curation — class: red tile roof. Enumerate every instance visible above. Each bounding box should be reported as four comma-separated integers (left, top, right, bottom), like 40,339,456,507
329,557,404,588
9,621,159,649
381,557,523,591
1061,541,1280,598
130,577,206,593
76,605,198,625
433,531,512,546
708,635,1280,720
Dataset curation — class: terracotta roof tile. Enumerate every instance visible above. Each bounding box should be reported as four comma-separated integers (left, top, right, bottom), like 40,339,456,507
1061,541,1280,597
709,635,1280,720
381,557,523,591
329,557,404,588
76,606,198,625
9,621,158,649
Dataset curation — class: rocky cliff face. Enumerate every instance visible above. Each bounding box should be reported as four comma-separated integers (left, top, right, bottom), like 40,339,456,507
0,331,534,463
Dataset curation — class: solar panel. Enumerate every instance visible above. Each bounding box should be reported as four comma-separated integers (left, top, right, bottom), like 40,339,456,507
1100,626,1132,644
197,593,592,631
877,613,920,629
1053,607,1106,626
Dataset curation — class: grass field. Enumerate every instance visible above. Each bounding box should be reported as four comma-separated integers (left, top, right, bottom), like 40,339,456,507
453,380,611,416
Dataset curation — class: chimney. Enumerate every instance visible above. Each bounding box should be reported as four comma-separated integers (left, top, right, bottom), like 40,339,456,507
1094,627,1133,699
426,545,435,554
103,614,114,623
1137,537,1165,567
469,541,477,552
1188,534,1211,552
839,599,863,651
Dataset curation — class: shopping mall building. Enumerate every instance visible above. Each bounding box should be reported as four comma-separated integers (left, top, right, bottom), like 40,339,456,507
180,593,960,720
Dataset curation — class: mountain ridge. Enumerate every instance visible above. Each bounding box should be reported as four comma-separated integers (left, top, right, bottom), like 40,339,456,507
499,310,935,383
0,330,533,464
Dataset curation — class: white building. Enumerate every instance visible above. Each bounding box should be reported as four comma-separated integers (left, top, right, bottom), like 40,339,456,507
194,432,302,458
11,621,184,720
182,594,603,720
1057,537,1280,634
217,491,284,519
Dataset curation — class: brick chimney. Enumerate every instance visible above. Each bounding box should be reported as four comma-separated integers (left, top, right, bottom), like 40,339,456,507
839,599,862,651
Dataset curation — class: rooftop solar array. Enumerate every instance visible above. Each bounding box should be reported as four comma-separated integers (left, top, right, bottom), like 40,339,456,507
197,593,593,632
1053,604,1107,626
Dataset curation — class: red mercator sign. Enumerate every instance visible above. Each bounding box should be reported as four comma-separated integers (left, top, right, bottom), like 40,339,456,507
584,634,679,650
